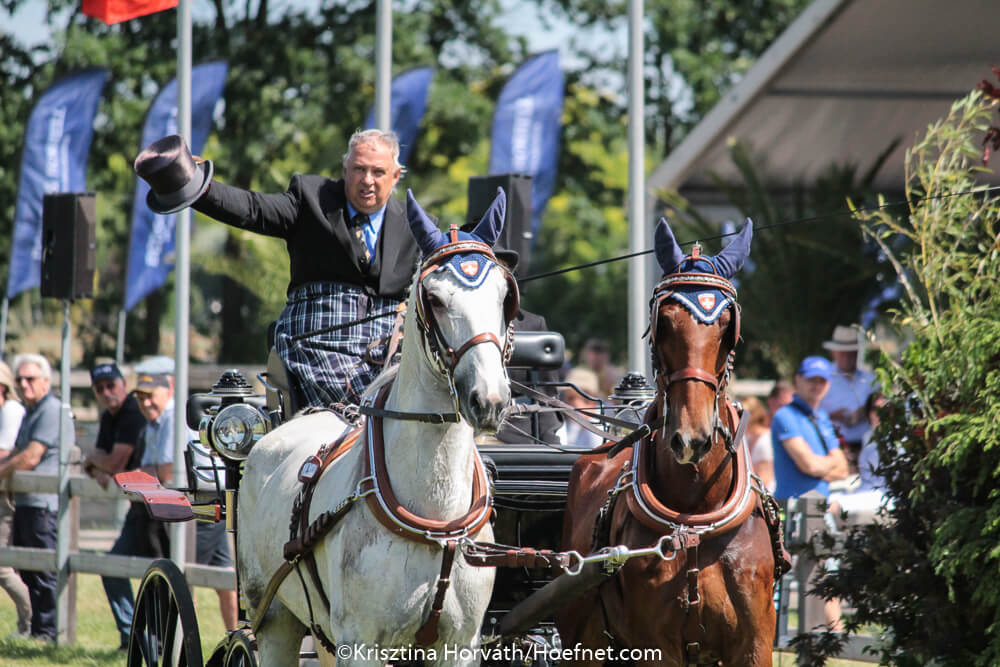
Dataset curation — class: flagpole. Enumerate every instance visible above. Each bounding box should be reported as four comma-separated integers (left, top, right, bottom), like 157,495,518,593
171,0,192,570
627,0,648,378
0,297,8,360
115,309,125,367
374,0,392,130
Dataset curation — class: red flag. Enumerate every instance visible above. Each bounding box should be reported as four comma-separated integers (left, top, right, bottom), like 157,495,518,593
82,0,177,25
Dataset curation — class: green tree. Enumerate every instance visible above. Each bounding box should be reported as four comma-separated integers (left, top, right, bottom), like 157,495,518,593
804,90,1000,666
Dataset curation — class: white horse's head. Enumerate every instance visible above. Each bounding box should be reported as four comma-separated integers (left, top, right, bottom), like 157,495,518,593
406,189,517,432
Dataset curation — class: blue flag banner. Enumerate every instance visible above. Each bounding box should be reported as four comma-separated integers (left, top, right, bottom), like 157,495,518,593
489,50,564,238
364,66,433,165
7,68,109,299
124,61,228,312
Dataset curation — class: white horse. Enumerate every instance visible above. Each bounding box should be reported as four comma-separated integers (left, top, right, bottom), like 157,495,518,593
237,189,514,666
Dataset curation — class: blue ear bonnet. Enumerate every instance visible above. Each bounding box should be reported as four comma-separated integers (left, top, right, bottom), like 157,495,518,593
660,273,736,325
405,187,508,288
433,231,501,289
652,218,752,325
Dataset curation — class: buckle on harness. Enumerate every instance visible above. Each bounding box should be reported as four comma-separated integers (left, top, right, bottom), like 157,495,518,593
299,455,322,483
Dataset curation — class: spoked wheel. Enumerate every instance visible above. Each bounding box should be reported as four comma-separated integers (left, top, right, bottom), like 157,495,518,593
126,558,204,667
223,629,257,667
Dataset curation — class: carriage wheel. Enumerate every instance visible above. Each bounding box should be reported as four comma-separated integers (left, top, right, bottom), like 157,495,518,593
126,558,204,667
222,629,257,667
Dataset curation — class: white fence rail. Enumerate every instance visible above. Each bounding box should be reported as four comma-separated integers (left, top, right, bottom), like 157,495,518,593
0,470,233,645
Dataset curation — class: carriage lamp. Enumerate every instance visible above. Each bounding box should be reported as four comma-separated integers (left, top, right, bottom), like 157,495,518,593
609,372,656,438
209,403,269,461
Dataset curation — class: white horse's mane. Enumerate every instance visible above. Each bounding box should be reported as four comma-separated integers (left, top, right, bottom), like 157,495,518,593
361,263,422,401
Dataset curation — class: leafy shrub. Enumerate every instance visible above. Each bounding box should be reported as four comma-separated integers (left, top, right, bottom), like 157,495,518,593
806,90,1000,666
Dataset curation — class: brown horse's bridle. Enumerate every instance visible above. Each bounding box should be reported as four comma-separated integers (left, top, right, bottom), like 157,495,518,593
415,226,520,395
647,250,741,446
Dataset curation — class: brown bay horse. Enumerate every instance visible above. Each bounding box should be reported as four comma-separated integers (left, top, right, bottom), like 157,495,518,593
556,219,788,666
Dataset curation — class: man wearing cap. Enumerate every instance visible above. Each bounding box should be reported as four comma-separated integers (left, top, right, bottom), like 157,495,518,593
83,363,146,490
0,354,73,642
133,371,239,631
771,356,849,500
820,325,876,472
133,129,420,409
99,371,173,649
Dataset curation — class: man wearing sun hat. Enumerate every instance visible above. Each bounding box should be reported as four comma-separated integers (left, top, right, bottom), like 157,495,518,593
771,355,849,501
819,325,876,471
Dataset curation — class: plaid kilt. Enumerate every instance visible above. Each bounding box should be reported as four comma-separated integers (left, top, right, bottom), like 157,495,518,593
275,282,401,408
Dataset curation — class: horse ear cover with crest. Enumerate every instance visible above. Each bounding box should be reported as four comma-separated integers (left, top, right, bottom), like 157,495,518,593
406,188,506,256
653,217,753,279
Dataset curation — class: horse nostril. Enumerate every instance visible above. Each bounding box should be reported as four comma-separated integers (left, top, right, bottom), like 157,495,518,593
671,431,686,453
469,390,484,416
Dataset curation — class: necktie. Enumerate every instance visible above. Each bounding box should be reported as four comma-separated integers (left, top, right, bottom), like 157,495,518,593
351,212,372,266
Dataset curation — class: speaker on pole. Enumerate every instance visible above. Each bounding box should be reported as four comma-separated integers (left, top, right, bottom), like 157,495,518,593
40,192,97,300
467,174,532,275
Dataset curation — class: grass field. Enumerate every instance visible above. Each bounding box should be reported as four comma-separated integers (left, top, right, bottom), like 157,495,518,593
0,573,876,665
0,572,227,665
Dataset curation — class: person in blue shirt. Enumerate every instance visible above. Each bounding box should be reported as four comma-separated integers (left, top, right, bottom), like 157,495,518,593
771,356,849,500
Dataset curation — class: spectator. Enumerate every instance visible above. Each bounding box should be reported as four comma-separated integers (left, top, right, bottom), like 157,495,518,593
740,396,776,494
134,129,421,408
557,368,604,448
743,381,794,494
772,356,848,499
580,338,623,399
0,354,72,642
85,362,154,649
828,392,891,523
771,355,848,632
0,360,31,636
83,363,146,489
135,370,238,631
820,325,876,473
97,372,171,649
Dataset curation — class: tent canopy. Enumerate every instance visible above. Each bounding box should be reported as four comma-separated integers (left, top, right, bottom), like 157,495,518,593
649,0,1000,203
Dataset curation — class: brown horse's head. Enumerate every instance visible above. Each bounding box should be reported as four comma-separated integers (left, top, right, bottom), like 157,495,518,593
651,218,752,464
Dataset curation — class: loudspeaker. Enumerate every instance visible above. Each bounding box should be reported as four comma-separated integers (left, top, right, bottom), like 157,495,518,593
467,174,533,275
40,192,96,300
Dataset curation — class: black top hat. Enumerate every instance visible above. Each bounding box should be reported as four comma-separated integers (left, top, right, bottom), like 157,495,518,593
134,134,214,215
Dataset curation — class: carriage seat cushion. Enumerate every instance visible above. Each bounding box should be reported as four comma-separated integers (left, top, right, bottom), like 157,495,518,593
265,347,299,416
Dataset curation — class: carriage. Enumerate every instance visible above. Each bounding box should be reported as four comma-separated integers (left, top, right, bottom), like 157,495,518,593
118,191,787,666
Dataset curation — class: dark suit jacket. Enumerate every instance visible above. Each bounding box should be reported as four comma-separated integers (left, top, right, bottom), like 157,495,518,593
195,175,419,299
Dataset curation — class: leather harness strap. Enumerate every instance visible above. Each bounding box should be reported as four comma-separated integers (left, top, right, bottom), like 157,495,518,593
623,401,754,537
414,540,458,647
249,428,364,643
363,384,493,547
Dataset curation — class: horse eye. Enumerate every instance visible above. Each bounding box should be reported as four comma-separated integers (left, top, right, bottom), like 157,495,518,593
426,293,444,309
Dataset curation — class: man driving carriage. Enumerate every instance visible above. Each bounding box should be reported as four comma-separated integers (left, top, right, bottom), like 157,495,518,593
135,129,421,409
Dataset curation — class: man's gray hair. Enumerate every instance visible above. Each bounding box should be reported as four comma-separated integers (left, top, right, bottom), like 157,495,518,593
342,128,405,173
14,353,52,380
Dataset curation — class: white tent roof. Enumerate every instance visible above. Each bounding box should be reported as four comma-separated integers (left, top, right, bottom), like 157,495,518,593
648,0,1000,201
